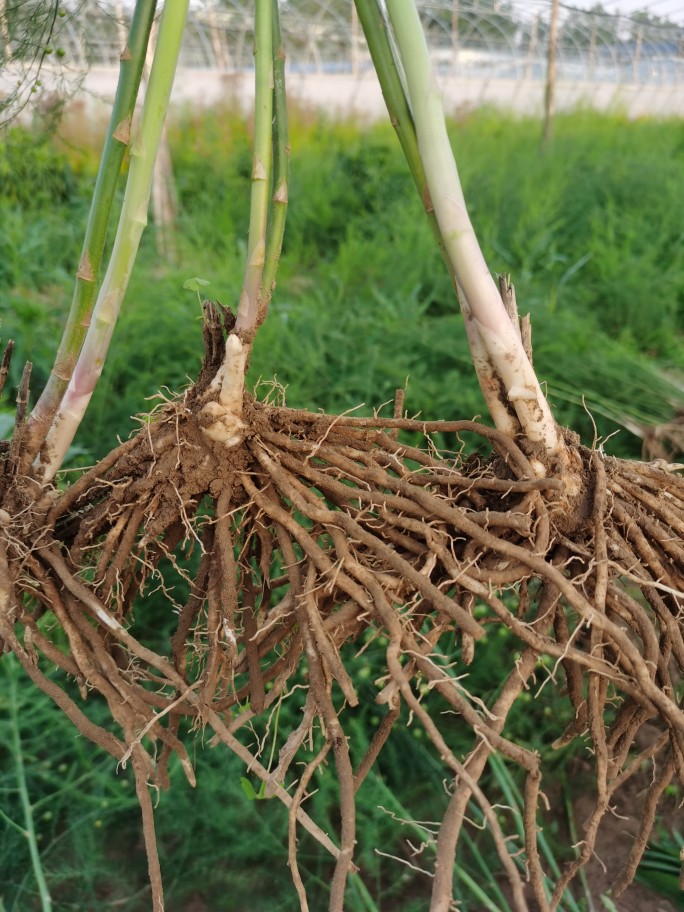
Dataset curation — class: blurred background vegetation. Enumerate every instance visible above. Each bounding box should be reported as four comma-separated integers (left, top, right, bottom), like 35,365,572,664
1,105,683,910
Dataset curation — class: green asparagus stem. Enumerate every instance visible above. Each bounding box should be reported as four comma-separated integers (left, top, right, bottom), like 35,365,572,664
354,0,521,438
234,0,273,339
40,0,190,481
386,0,560,453
26,0,156,463
353,1,423,201
201,0,285,447
361,1,561,455
257,0,289,330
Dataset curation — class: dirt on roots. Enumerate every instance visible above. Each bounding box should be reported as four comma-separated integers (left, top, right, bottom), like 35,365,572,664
1,321,683,911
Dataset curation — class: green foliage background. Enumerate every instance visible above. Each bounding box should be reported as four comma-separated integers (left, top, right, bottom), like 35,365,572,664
1,107,683,910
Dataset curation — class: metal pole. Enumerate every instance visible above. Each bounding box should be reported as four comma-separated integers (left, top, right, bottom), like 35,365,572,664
451,0,459,76
632,24,643,84
525,13,538,80
351,2,360,77
542,0,560,145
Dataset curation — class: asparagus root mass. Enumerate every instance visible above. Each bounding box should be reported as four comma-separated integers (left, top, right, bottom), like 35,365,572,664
1,304,683,909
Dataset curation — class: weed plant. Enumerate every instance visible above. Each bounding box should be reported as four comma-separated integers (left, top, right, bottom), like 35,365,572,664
636,828,684,909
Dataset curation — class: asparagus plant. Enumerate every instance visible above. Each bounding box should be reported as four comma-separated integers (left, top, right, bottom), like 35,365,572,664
387,2,560,448
1,3,683,912
200,0,289,449
357,0,563,464
25,0,156,468
37,0,189,481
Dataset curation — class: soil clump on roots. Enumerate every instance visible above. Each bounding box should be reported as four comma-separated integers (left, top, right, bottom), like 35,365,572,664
1,311,683,912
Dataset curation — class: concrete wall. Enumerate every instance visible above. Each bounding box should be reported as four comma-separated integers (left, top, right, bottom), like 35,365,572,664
4,64,683,123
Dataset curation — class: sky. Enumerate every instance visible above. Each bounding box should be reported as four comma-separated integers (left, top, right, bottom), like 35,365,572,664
606,0,684,22
508,0,684,27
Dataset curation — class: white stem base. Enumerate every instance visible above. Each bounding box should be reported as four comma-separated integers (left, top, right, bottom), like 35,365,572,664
39,388,94,483
199,334,248,447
